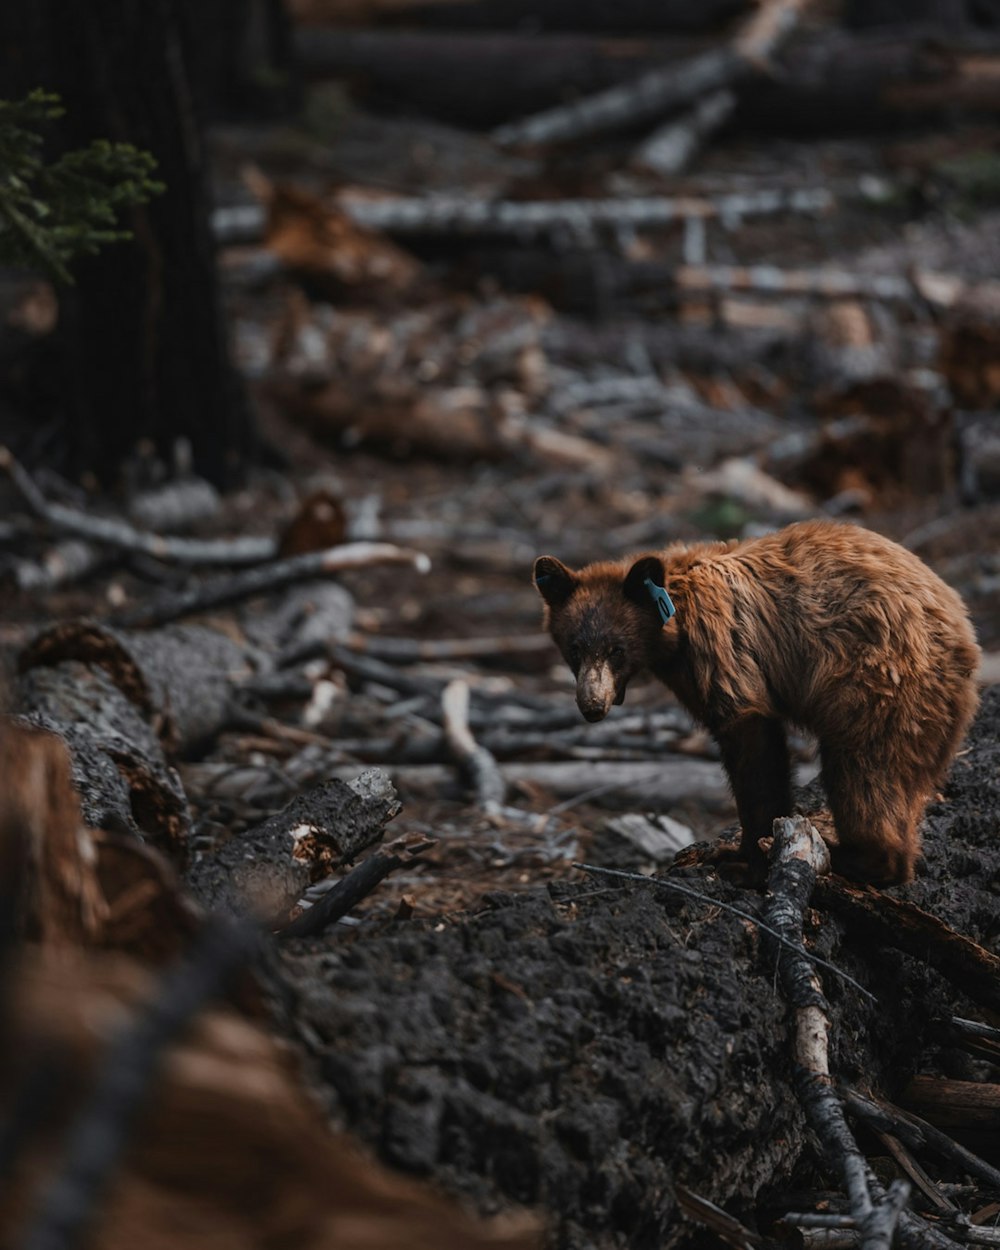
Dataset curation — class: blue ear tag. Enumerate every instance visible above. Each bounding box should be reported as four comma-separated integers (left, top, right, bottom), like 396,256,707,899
644,577,676,624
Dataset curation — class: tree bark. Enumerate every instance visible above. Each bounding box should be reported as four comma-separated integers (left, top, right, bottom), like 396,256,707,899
0,0,254,486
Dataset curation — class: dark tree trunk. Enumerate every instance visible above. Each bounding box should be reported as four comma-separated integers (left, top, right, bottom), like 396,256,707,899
0,0,256,487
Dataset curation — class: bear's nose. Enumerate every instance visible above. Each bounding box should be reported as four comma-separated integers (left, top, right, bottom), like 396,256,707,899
576,662,615,723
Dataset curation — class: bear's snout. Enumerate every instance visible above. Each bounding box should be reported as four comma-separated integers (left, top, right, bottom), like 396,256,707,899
576,662,617,723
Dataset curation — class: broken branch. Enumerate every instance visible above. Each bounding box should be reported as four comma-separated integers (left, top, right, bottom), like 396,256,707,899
762,816,907,1250
0,446,277,567
277,833,435,940
441,678,506,812
109,543,431,630
492,0,809,147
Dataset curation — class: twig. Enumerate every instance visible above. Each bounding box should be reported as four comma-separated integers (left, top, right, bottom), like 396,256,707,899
108,543,431,630
0,446,277,567
874,1130,957,1214
675,1183,763,1246
492,0,809,148
277,833,435,940
572,861,876,1002
762,816,907,1250
19,917,257,1250
441,679,507,812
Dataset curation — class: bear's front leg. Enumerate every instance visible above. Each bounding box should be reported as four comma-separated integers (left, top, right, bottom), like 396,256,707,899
715,716,793,871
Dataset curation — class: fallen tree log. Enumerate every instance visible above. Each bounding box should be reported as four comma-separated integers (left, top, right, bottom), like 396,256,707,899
20,620,256,756
0,722,538,1250
322,756,740,810
293,25,1000,134
290,0,748,32
275,687,1000,1247
185,769,402,923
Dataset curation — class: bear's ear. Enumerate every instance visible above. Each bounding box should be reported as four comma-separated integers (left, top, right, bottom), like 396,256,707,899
623,555,667,612
533,556,577,608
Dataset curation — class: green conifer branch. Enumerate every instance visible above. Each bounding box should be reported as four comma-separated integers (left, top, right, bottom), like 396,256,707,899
0,89,164,283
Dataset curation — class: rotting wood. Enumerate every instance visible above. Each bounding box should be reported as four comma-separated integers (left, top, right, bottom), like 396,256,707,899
675,1184,764,1246
761,816,909,1250
14,664,192,854
873,1130,957,1215
491,0,809,148
20,619,256,756
108,543,431,631
185,769,402,922
950,1016,1000,1066
278,832,436,939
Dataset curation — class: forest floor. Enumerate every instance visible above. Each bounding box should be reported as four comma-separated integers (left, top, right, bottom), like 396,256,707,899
5,58,1000,1247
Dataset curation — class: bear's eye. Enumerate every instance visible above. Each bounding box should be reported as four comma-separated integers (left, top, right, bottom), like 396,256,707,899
566,645,581,670
609,645,626,664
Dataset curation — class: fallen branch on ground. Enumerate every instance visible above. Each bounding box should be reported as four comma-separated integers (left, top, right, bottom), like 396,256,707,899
185,770,402,922
492,0,809,148
761,816,910,1250
0,446,277,567
335,187,832,241
442,679,506,813
277,833,436,940
675,264,1000,309
840,1087,1000,1196
631,88,737,176
109,543,431,630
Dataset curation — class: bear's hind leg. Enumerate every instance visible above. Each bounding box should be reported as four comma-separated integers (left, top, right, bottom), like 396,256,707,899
820,745,923,886
716,716,793,868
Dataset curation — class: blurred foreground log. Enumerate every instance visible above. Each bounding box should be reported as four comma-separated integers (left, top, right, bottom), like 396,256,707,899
0,720,538,1250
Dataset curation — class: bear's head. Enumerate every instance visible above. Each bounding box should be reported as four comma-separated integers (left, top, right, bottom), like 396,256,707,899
533,553,675,722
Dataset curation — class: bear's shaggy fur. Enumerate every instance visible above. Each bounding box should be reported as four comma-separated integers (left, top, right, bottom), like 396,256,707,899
534,520,980,885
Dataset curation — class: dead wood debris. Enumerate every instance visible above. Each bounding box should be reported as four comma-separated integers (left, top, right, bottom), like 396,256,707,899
334,185,834,240
108,541,430,631
0,446,277,567
0,721,539,1250
277,831,435,939
492,0,811,148
761,817,911,1250
185,768,402,923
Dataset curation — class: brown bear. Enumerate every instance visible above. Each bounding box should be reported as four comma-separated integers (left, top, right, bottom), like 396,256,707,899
533,520,980,885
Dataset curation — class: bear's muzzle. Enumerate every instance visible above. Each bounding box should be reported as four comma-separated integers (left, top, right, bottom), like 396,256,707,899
576,661,618,722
